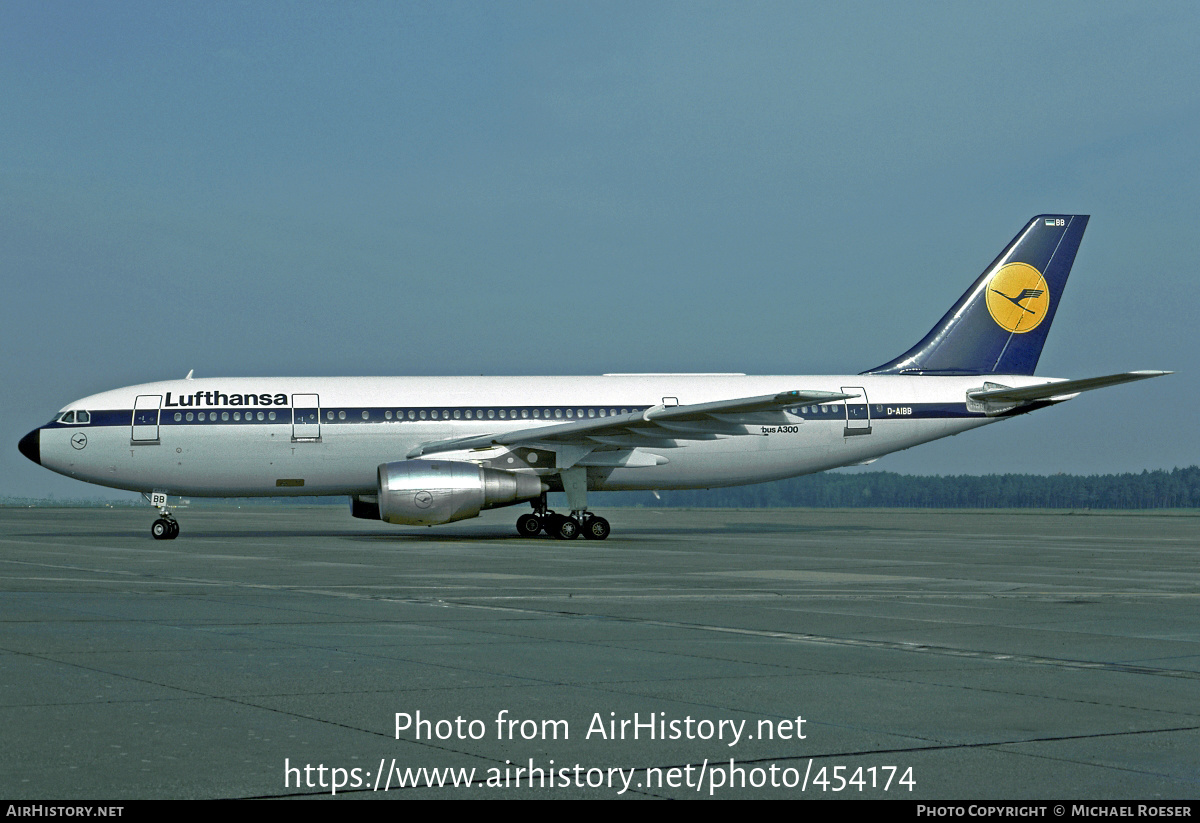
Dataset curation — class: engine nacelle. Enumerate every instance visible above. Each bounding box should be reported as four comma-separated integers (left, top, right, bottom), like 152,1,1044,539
377,460,547,526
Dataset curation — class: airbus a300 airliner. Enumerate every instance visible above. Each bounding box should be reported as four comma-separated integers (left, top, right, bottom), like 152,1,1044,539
18,215,1168,540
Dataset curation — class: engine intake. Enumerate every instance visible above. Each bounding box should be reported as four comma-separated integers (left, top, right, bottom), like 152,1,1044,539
377,460,546,526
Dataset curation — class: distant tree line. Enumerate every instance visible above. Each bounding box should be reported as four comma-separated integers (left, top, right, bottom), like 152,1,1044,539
5,466,1197,510
594,466,1200,509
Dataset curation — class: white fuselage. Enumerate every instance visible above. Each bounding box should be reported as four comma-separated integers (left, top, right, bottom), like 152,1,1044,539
36,373,1048,497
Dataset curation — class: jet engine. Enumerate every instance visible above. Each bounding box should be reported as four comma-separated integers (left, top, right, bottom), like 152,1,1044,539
377,459,547,526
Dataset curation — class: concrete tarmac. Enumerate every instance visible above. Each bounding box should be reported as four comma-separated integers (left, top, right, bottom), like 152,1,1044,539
0,505,1197,799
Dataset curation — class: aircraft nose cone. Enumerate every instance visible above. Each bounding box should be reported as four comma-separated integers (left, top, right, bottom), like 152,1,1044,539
18,428,40,466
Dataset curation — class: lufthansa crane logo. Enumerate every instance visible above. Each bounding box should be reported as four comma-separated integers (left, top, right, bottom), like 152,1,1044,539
985,263,1050,333
414,491,434,509
71,432,88,450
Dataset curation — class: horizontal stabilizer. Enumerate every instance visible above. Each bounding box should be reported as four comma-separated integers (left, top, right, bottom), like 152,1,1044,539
967,370,1171,404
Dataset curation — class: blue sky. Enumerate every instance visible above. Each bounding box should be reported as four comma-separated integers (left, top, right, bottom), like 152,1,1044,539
2,1,1196,499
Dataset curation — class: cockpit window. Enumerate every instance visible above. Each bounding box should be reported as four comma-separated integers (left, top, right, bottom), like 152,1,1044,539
60,411,75,423
76,411,90,424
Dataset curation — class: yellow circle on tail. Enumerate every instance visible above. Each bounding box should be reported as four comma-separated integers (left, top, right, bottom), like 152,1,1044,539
985,263,1050,333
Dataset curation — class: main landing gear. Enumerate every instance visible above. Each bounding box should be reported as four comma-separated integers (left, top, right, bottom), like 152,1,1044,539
144,492,180,540
516,494,610,540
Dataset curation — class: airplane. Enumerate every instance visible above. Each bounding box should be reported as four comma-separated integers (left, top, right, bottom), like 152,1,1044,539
17,215,1169,541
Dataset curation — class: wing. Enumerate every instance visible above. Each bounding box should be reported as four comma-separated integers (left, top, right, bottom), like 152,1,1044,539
967,370,1171,406
407,389,856,467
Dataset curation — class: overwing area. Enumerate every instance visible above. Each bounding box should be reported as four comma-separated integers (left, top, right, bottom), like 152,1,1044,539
406,389,855,461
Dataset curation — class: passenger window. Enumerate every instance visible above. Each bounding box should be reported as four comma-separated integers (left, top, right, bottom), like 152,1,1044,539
454,410,461,419
521,409,529,419
222,412,230,421
554,409,563,419
499,410,506,419
488,409,495,419
362,411,369,420
588,408,595,418
408,410,416,420
234,412,241,421
186,412,194,422
174,413,182,422
419,410,427,420
327,411,335,420
259,412,266,421
268,411,276,421
338,410,346,420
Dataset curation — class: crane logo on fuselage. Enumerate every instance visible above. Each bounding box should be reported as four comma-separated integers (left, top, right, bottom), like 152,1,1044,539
985,263,1050,334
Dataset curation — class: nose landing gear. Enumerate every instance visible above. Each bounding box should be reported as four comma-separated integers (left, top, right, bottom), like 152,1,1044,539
144,492,180,540
151,517,179,540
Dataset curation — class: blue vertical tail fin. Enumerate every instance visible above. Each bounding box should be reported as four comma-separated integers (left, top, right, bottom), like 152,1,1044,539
866,215,1089,376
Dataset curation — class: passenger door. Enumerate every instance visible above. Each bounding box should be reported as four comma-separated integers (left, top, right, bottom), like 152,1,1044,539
132,395,162,443
841,386,872,437
292,394,321,441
